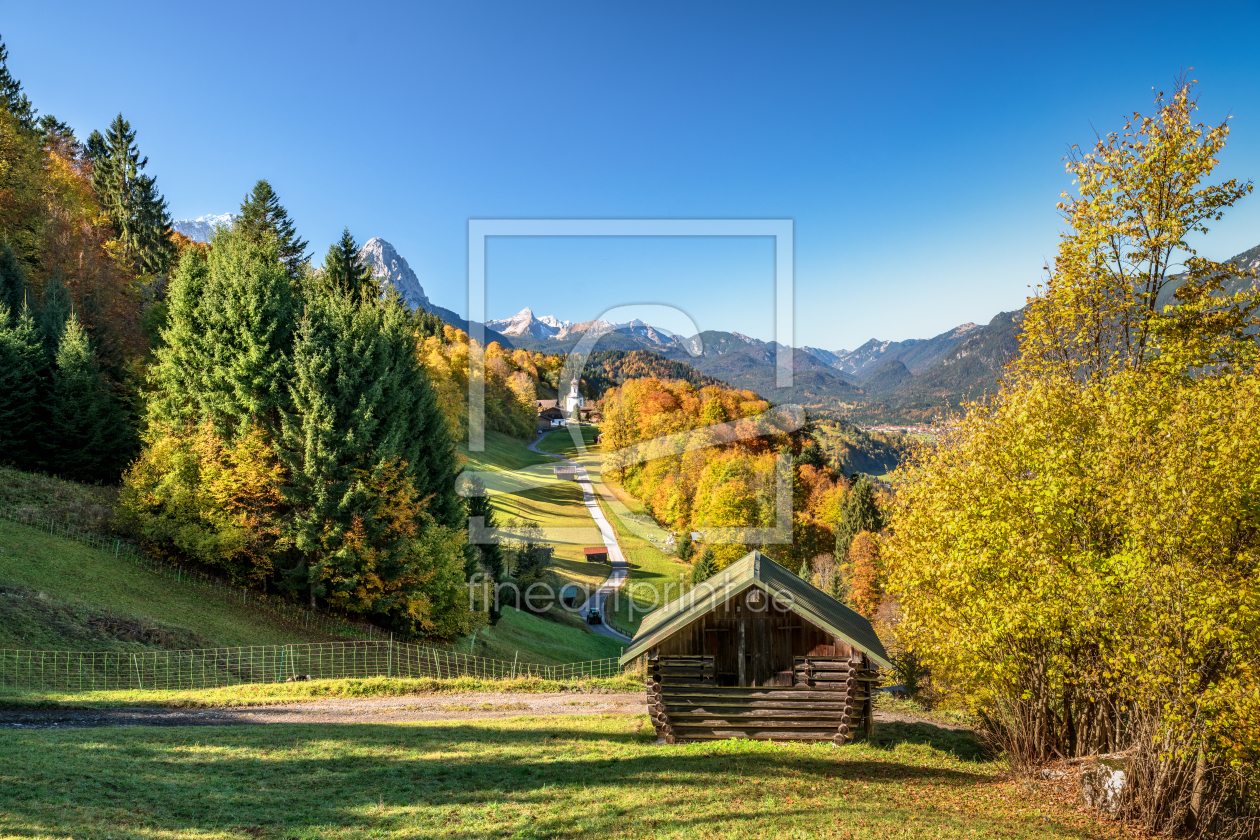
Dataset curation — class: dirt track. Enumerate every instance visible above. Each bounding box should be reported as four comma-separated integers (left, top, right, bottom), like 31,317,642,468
0,693,966,731
0,692,648,729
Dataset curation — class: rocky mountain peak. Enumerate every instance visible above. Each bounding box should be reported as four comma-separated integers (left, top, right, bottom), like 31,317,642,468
357,238,431,310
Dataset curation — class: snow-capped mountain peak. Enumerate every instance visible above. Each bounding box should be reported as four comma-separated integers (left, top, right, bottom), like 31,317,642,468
171,213,238,243
485,308,568,340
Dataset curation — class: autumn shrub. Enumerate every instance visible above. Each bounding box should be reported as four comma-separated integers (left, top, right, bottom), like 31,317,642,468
887,80,1260,837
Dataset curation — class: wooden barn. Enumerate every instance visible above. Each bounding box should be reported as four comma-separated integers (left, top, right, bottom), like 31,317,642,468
618,550,892,745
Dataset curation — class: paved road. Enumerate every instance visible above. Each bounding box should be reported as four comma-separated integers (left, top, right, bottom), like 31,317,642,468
528,431,633,644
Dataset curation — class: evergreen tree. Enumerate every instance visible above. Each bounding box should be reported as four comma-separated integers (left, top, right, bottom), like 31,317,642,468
796,439,826,470
320,228,376,302
0,241,26,316
0,303,41,469
37,273,71,358
376,291,462,530
691,547,718,585
84,129,107,164
797,557,810,581
835,475,884,559
676,530,693,563
280,289,462,613
46,313,135,482
464,475,504,623
411,306,444,339
91,114,174,274
151,229,296,438
237,180,309,280
0,35,36,130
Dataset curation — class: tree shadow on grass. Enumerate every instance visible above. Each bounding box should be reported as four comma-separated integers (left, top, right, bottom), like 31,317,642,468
865,720,987,761
0,720,1091,840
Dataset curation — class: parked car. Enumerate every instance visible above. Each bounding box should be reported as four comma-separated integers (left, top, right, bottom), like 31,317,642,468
586,608,602,625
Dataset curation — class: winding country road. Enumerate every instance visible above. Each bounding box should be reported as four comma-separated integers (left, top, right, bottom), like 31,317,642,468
528,431,633,644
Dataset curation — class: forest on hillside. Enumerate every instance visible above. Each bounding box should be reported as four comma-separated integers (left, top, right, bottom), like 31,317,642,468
0,34,565,639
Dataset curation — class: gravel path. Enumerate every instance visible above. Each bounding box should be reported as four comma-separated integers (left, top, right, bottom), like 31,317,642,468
527,432,633,643
0,693,962,732
0,692,648,729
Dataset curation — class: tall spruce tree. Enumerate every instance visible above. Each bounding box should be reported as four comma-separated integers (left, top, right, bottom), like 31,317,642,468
464,476,504,623
320,228,376,302
46,313,134,482
0,35,36,130
237,180,309,280
0,303,41,469
91,114,174,274
37,273,71,357
151,228,296,439
280,287,461,614
0,241,26,316
835,475,884,559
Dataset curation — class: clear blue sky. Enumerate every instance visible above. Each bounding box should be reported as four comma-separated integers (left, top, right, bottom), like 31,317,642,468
6,1,1260,349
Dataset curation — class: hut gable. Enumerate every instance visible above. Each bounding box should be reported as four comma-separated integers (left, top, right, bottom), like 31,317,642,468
619,551,892,669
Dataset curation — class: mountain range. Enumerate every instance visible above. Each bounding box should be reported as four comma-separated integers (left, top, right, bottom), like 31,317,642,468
167,223,1260,424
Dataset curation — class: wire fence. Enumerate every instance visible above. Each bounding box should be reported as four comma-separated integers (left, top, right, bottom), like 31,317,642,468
0,507,401,643
0,642,626,692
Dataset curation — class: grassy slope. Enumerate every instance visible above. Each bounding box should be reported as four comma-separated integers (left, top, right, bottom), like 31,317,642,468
462,606,625,663
0,520,336,650
456,429,624,662
0,715,1130,840
536,425,695,637
460,430,609,592
598,488,693,637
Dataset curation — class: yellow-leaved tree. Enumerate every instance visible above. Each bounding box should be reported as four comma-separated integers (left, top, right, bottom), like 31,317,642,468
886,79,1259,838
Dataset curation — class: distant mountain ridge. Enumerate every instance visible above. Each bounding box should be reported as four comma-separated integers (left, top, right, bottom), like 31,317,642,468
171,213,237,243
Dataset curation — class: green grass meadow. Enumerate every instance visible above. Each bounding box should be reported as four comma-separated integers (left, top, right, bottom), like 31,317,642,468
0,519,337,651
0,714,1125,840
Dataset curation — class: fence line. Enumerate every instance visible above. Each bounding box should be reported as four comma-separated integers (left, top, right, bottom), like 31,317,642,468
0,642,626,692
0,507,408,644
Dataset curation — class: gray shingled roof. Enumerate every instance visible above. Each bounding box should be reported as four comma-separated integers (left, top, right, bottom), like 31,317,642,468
618,550,893,668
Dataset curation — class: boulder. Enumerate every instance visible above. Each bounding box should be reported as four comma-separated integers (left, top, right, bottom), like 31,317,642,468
1081,759,1128,815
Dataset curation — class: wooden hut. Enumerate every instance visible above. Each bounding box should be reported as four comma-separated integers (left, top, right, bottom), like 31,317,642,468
583,546,608,563
618,550,891,745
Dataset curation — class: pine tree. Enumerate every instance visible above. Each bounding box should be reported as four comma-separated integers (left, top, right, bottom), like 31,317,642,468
46,313,134,482
91,114,174,274
237,180,309,280
797,557,810,581
0,35,36,130
0,303,41,468
0,241,26,316
320,228,376,302
691,547,718,585
835,474,884,559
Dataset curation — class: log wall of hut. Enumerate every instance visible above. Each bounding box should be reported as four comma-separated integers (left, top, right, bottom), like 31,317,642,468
644,654,878,744
652,587,863,687
641,589,880,744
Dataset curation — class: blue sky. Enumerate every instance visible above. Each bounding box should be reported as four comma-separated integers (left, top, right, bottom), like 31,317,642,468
6,1,1260,349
